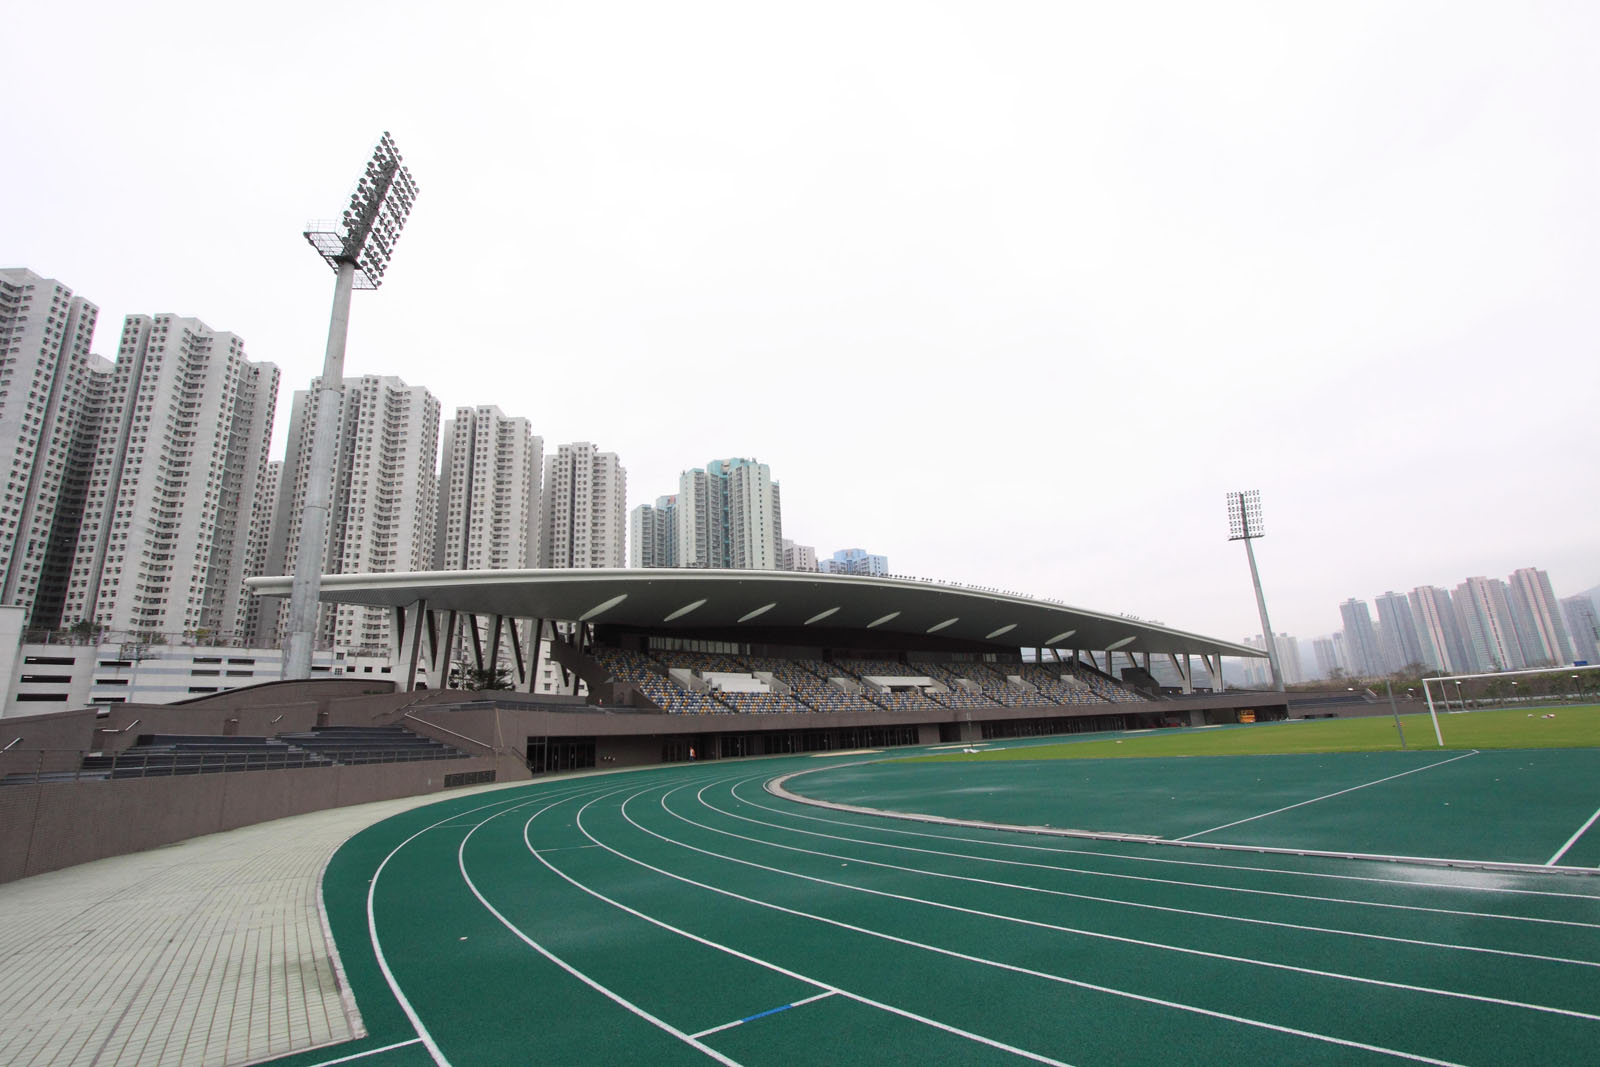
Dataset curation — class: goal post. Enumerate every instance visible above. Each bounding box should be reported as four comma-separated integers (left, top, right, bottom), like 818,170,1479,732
1419,663,1600,746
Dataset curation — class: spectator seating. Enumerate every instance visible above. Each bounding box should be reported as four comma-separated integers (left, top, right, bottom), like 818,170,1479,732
593,647,733,713
1019,664,1105,705
276,726,468,765
743,657,879,713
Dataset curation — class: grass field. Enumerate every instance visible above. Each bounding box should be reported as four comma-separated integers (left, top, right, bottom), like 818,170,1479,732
906,704,1600,762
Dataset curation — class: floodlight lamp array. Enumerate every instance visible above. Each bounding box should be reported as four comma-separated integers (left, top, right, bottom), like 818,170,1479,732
1226,489,1264,541
304,131,420,289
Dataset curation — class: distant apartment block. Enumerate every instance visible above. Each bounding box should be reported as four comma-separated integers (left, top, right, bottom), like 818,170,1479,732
819,548,888,577
1506,567,1574,667
259,375,438,653
1372,590,1423,673
1454,577,1525,672
436,405,542,570
1311,635,1345,679
630,495,678,569
541,442,626,568
0,268,106,629
637,457,781,570
1561,595,1600,665
62,314,279,643
1244,632,1302,686
1338,598,1385,678
781,539,817,572
1407,585,1469,673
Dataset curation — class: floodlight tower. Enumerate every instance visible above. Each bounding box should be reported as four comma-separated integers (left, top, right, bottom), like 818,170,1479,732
282,133,419,680
1226,489,1285,692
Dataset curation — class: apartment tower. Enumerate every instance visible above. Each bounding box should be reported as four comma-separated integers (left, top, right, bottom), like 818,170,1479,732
260,375,438,652
63,314,279,639
0,268,108,628
436,406,542,571
540,442,626,568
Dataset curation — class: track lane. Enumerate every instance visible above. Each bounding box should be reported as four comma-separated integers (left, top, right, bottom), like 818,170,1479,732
610,776,1598,1063
291,752,1599,1067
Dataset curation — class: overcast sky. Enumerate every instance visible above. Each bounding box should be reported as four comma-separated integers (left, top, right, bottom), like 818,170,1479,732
5,1,1596,646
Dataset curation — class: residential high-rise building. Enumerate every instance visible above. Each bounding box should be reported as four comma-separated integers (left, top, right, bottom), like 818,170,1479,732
63,314,279,640
641,457,782,570
541,442,625,568
436,406,542,571
1506,567,1574,667
259,375,438,652
0,269,105,628
1373,590,1424,673
630,495,677,569
1408,585,1470,673
1454,577,1525,672
1338,598,1384,678
819,548,888,577
1561,595,1600,665
1245,632,1303,686
781,539,817,572
1311,635,1345,679
239,460,281,647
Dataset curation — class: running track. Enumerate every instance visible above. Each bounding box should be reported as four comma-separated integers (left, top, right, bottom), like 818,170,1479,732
269,754,1600,1067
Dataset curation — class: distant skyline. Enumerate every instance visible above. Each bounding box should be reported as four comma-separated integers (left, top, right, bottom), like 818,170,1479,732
5,1,1595,646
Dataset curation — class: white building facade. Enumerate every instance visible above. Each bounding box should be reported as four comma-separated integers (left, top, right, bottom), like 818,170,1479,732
0,269,107,629
436,405,542,571
541,442,626,569
259,375,438,653
62,314,279,643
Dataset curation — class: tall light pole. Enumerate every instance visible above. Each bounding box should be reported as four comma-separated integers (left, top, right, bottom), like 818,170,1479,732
1227,489,1284,692
283,133,419,680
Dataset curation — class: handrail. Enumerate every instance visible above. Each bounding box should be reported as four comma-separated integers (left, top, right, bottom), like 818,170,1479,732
95,718,142,734
402,713,495,753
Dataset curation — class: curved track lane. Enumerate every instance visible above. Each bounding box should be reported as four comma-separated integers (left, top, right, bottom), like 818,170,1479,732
275,758,1600,1067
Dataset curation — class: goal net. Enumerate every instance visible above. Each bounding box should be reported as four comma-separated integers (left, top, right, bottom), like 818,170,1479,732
1421,663,1600,715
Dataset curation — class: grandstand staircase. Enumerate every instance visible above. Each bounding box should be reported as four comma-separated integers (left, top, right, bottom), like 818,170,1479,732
2,726,469,785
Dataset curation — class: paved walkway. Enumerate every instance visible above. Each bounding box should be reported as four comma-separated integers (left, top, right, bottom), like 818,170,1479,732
0,782,523,1067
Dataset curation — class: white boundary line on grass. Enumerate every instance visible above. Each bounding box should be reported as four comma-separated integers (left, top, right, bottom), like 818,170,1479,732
1174,751,1480,841
764,761,1600,877
1547,806,1600,867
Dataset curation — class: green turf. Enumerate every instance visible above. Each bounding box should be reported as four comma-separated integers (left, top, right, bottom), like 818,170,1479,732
904,705,1600,762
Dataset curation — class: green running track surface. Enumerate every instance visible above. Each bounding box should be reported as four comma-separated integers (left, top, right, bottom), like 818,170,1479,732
265,748,1600,1066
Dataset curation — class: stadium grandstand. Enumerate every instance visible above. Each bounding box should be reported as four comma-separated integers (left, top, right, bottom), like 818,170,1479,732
1,568,1274,883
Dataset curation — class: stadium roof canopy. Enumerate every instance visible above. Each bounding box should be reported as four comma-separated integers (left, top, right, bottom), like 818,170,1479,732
248,569,1263,659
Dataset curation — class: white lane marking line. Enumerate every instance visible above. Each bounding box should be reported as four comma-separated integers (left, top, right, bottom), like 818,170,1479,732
746,774,1600,901
690,991,838,1039
587,783,1468,1066
367,792,554,1067
1173,751,1481,840
304,1038,423,1066
727,777,1600,929
690,780,1600,968
454,787,749,1067
646,783,1600,1023
1547,806,1600,866
548,790,1076,1066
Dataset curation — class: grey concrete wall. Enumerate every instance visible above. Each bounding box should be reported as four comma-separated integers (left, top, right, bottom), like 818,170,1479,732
0,755,498,883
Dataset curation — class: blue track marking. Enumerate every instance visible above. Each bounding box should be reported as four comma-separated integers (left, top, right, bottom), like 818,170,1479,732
693,992,837,1039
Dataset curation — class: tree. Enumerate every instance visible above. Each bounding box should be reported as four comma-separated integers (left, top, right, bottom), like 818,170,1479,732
462,665,512,691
